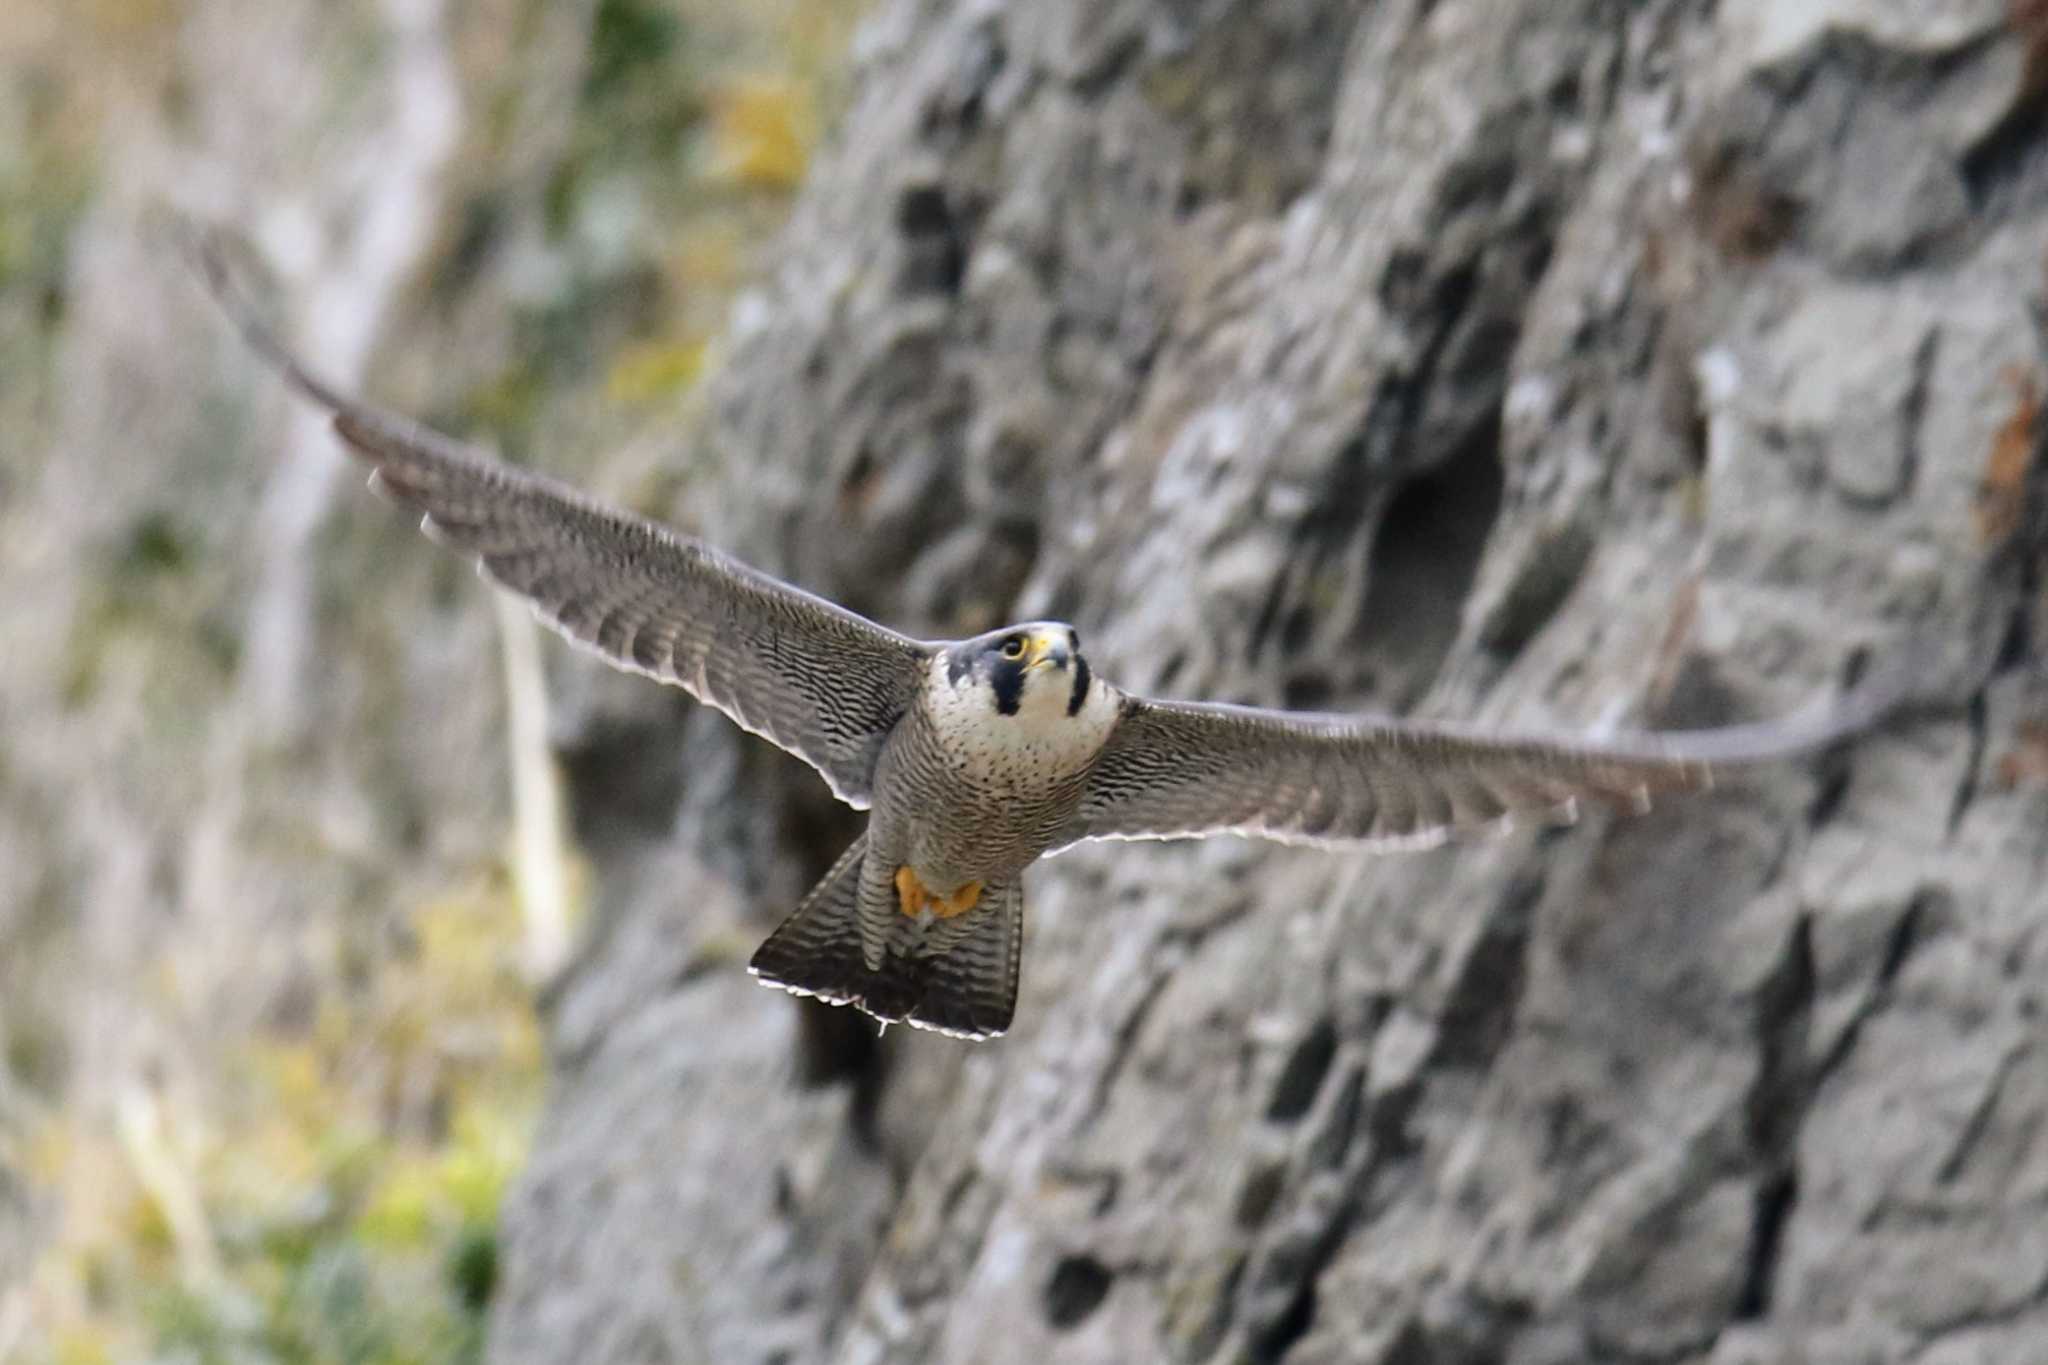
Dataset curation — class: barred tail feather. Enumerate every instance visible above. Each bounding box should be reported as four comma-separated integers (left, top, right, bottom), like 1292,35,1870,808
748,842,1022,1042
898,882,1023,1041
748,835,923,1023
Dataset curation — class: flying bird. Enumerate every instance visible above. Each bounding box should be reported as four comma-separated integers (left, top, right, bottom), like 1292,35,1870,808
196,244,1906,1041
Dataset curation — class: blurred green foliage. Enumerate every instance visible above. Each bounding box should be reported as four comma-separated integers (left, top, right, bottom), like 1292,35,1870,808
31,881,541,1365
5,0,868,1359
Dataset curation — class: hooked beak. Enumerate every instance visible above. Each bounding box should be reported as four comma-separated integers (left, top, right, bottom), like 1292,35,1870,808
1024,632,1069,671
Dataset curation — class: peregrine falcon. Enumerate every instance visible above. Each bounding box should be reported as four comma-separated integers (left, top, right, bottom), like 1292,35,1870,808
198,249,1904,1041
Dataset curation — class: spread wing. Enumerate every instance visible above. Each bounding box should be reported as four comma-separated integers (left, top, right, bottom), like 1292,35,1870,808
1058,674,1899,852
200,246,929,809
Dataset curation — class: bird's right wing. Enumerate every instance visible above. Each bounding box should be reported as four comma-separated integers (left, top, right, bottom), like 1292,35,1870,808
199,245,930,809
1056,662,1907,852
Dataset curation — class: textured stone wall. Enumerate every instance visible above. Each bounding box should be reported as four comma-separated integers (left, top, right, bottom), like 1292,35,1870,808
490,1,2048,1362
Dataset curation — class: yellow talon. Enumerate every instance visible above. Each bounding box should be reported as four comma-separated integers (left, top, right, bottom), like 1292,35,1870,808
895,865,927,918
895,867,984,920
936,880,983,919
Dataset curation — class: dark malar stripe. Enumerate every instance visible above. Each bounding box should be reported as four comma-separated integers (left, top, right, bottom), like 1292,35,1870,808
1067,657,1091,716
991,660,1025,715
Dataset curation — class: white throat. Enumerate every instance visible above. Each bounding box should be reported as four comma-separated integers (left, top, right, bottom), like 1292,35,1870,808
925,654,1120,780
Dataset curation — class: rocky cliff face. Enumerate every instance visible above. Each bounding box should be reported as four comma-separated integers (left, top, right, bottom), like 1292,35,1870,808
490,2,2048,1362
5,0,2044,1361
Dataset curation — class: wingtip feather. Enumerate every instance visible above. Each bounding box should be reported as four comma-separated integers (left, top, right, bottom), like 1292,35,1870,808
185,222,355,417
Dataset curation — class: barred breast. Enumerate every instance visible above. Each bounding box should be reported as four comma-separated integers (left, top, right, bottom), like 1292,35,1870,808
881,654,1121,889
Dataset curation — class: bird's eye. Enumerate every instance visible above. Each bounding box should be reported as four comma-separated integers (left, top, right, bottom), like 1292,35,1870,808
1001,636,1025,659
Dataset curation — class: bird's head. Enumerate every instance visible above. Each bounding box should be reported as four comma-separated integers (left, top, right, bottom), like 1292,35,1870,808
947,621,1092,721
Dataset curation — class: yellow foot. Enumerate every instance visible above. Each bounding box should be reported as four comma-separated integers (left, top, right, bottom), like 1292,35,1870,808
894,866,926,919
936,879,984,919
894,867,985,921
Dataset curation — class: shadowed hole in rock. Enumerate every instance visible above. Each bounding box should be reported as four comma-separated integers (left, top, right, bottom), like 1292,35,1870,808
1430,872,1541,1071
1961,93,2048,212
1745,916,1815,1159
1688,141,1802,262
1235,1160,1287,1230
1358,416,1506,708
1266,1016,1338,1123
1279,603,1317,657
1154,649,1189,694
1806,763,1851,828
555,708,689,854
1476,517,1594,660
895,183,967,296
1734,1168,1799,1319
1252,1274,1318,1363
1186,1252,1247,1360
1949,691,1989,833
1880,890,1941,988
1992,615,2034,682
1282,669,1334,711
798,997,885,1112
1305,1067,1365,1170
1044,1254,1113,1330
1648,650,1747,731
1682,371,1710,473
1549,70,1582,118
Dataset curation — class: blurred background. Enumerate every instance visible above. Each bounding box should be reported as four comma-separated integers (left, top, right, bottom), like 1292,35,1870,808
0,0,868,1359
3,1,2046,1363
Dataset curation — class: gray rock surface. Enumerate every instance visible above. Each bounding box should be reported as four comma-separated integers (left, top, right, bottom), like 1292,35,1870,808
485,1,2048,1362
4,0,2041,1360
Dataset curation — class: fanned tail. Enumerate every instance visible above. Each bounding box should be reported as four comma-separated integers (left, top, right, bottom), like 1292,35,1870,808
748,841,1023,1041
899,882,1022,1041
748,835,923,1023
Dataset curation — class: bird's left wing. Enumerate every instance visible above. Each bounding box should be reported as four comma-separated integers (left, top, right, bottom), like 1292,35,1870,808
199,247,930,809
1056,671,1902,852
